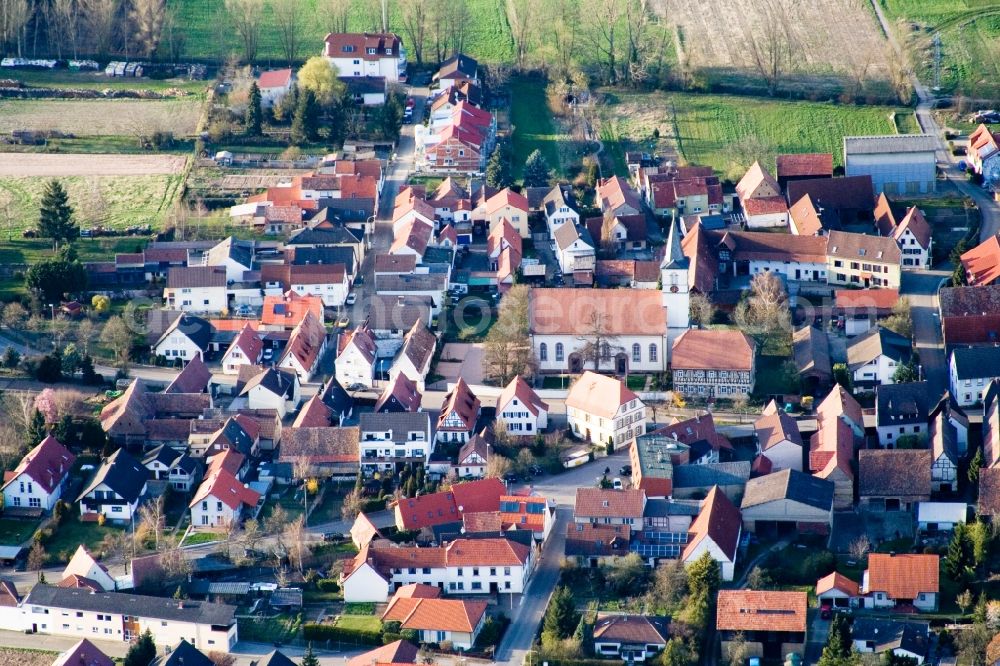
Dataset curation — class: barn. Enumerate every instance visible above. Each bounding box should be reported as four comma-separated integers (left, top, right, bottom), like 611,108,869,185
740,468,834,536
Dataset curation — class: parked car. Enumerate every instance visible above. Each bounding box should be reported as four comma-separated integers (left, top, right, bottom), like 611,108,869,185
612,478,623,490
262,348,273,361
503,473,519,484
619,465,632,477
345,293,357,306
337,316,350,328
820,602,832,620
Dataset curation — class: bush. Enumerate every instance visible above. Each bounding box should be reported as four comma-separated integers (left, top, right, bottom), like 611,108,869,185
302,623,382,645
316,579,340,593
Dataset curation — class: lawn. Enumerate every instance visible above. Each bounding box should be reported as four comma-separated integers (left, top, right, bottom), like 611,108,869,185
309,486,345,525
881,0,1000,100
237,613,303,643
0,518,39,546
0,174,183,234
0,237,149,266
259,486,306,523
42,515,123,564
0,98,204,136
335,614,382,632
182,531,221,546
510,79,563,178
171,0,516,64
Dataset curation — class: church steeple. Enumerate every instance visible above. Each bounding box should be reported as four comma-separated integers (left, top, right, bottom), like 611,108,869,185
661,214,689,270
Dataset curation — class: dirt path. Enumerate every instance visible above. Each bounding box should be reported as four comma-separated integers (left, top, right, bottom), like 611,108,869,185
0,153,186,177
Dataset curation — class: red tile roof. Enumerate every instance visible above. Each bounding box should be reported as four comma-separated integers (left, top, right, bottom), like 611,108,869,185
394,478,504,530
716,590,807,632
865,553,939,599
816,571,860,597
566,371,640,420
2,435,75,494
261,292,324,328
834,288,899,311
437,378,481,432
375,373,422,412
650,412,732,451
227,324,262,363
817,385,864,432
788,194,824,236
962,234,1000,286
742,195,789,216
279,311,327,372
530,288,666,337
189,468,260,511
574,488,645,519
894,206,932,249
258,68,292,89
497,376,548,418
671,329,754,372
347,640,419,666
775,153,833,178
499,495,548,530
736,161,781,201
382,596,488,633
292,394,333,428
323,32,401,59
484,188,529,215
206,449,245,477
682,486,741,561
755,405,803,451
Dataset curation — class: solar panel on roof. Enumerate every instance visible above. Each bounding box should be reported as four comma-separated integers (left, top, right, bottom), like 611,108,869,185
274,304,286,314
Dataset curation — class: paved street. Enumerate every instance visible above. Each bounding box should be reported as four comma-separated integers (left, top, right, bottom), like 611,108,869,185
901,270,950,396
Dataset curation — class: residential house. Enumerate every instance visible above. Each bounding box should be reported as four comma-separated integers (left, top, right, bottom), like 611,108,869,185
968,123,1000,181
826,230,902,289
62,545,116,592
276,311,328,383
858,449,932,511
453,429,491,479
846,326,912,387
347,641,418,666
553,223,596,276
939,285,1000,348
77,449,148,522
163,267,227,313
278,427,360,477
221,324,262,374
390,219,434,262
817,384,866,439
261,292,325,331
950,346,1000,407
479,189,530,238
595,260,660,289
574,488,645,526
649,412,733,464
436,379,481,444
358,411,433,474
851,619,930,664
775,153,833,190
435,53,479,88
530,288,667,374
149,640,214,666
585,213,650,253
983,379,1000,469
566,372,646,448
929,407,960,493
834,288,899,337
189,463,261,529
629,433,680,498
875,381,931,447
671,329,756,398
680,486,742,581
142,445,200,493
861,553,939,611
740,469,834,535
597,176,643,217
960,234,1000,286
500,494,553,541
788,194,829,236
816,572,860,610
792,325,832,392
336,325,378,389
785,175,875,227
99,379,211,447
753,401,803,472
874,203,933,269
592,615,670,663
2,435,75,512
20,584,237,651
151,314,212,362
375,274,448,314
239,367,301,418
262,263,349,308
375,373,422,413
809,415,855,510
51,639,115,666
716,590,807,661
257,68,293,108
322,32,406,82
203,237,253,283
735,162,787,229
342,76,387,105
382,594,487,650
931,392,969,455
389,321,437,391
844,135,938,195
496,376,549,435
543,185,579,238
392,478,504,531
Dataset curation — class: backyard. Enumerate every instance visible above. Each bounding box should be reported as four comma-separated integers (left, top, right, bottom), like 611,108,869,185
510,79,565,179
0,519,39,547
42,515,124,564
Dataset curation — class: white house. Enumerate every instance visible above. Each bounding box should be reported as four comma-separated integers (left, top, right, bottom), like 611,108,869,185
189,468,261,529
860,553,938,611
929,408,959,493
383,595,487,650
949,346,1000,407
753,401,803,472
151,314,212,363
1,435,75,513
240,368,301,418
435,53,479,89
163,267,228,314
680,487,742,581
530,288,667,374
142,445,200,493
358,411,433,474
203,237,254,283
77,449,148,523
336,325,378,389
875,382,930,448
851,619,930,665
553,223,596,275
543,185,580,239
454,431,490,479
846,326,912,388
389,321,436,392
257,68,294,108
593,615,669,663
61,546,116,591
287,264,349,308
323,32,406,83
496,376,548,435
221,324,262,374
20,584,238,652
566,372,646,449
435,378,481,444
735,161,788,229
276,311,328,383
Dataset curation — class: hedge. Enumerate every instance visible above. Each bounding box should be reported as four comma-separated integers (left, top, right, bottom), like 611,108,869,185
360,498,387,513
303,623,383,645
316,579,340,593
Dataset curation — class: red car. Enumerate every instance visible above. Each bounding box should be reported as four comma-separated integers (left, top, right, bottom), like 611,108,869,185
820,602,832,619
406,97,415,109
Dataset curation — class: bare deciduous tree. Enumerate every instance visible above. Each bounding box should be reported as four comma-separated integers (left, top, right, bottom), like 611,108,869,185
583,0,623,84
399,0,428,65
28,540,46,578
848,535,871,561
485,454,512,479
484,284,534,385
321,0,350,33
506,0,535,70
688,293,716,328
341,488,364,521
739,0,798,96
272,0,303,64
130,0,166,58
576,311,621,371
0,0,31,57
732,271,791,354
283,516,307,573
137,495,165,551
225,0,264,63
80,0,120,56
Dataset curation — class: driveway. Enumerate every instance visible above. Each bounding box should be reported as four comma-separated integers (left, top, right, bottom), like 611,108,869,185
901,270,950,396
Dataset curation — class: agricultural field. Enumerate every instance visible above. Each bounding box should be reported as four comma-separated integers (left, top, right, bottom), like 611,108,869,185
598,91,908,180
6,69,209,95
0,98,203,136
172,0,517,64
0,153,186,177
657,0,898,98
882,0,1000,100
0,174,184,233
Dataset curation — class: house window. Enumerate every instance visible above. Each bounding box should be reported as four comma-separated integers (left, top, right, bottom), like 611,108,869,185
539,343,547,361
111,506,122,513
632,344,641,363
555,343,564,362
649,344,658,363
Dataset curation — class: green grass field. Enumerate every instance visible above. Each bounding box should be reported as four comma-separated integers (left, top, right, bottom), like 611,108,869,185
0,518,39,546
0,174,183,234
881,0,1000,100
170,0,517,64
9,69,209,95
510,79,563,177
600,91,906,179
335,614,382,632
43,515,123,564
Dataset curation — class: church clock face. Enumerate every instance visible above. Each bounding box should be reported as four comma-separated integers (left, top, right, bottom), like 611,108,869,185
670,285,679,293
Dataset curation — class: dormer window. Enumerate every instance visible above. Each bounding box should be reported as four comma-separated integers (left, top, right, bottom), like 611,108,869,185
385,48,393,55
367,47,377,55
602,500,609,507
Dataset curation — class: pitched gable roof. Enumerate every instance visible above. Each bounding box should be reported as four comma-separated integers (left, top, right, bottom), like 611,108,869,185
278,310,327,371
716,590,807,632
735,161,781,201
566,371,640,420
399,320,436,372
817,385,864,431
497,376,549,418
375,373,422,412
78,449,146,504
225,324,263,365
574,488,645,519
671,329,755,371
279,427,360,464
846,325,911,370
382,596,488,633
164,355,212,394
52,639,115,666
2,435,75,494
775,153,833,179
682,486,741,561
788,194,825,236
816,571,860,597
154,314,213,353
755,403,803,451
741,468,834,511
437,378,480,431
894,206,932,249
189,468,260,511
347,641,419,666
292,394,333,428
858,449,931,497
865,553,939,598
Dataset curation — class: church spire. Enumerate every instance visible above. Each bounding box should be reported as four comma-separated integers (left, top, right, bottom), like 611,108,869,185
661,214,688,269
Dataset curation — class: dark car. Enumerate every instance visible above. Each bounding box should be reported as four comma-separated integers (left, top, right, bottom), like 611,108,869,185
619,465,632,477
503,473,519,484
820,602,832,620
